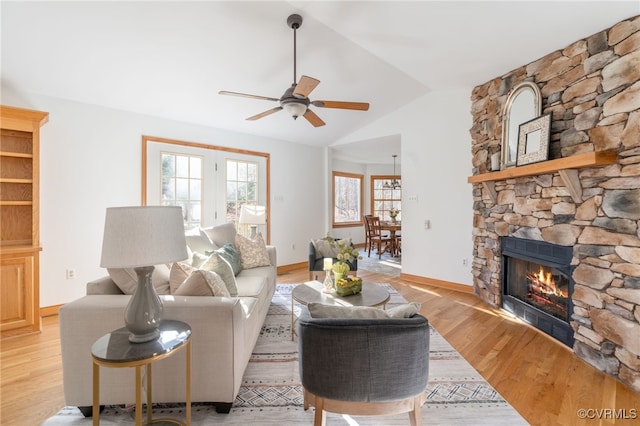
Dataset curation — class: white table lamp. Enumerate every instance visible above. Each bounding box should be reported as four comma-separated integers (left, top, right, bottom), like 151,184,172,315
239,205,266,238
100,206,187,343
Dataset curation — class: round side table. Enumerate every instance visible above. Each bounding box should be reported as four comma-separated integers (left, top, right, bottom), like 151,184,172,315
91,319,192,425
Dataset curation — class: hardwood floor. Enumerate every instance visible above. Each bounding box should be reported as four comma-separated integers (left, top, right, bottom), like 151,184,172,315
1,267,638,425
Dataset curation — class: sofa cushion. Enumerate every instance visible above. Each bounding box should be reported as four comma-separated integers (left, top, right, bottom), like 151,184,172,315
173,270,230,297
198,252,238,296
235,232,271,269
202,222,237,248
235,275,266,298
185,227,218,254
215,243,242,276
308,302,421,319
107,263,171,295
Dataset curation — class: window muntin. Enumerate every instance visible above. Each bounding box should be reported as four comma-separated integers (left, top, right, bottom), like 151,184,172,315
333,171,364,227
371,176,401,222
226,159,258,232
161,152,203,230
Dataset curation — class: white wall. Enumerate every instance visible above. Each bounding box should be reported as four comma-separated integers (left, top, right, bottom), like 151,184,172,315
338,89,474,286
1,89,326,307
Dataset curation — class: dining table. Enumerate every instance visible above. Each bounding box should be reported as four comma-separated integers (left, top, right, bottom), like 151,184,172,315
379,221,401,257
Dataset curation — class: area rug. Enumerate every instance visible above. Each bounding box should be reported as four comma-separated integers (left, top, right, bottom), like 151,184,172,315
357,249,401,277
43,284,528,425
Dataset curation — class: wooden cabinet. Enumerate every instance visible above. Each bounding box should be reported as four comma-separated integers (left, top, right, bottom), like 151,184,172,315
1,106,48,338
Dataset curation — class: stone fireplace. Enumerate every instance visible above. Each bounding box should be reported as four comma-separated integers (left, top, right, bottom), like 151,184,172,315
468,15,640,393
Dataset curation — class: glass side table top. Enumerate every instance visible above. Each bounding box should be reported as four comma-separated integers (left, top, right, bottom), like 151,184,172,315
91,320,191,363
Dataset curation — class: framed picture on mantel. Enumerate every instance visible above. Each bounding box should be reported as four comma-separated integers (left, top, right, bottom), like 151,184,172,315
516,113,551,166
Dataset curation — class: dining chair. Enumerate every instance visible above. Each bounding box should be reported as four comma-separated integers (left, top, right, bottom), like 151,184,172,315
363,214,373,254
365,216,391,259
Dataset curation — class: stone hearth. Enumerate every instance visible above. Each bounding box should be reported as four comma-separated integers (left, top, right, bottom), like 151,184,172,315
469,15,640,392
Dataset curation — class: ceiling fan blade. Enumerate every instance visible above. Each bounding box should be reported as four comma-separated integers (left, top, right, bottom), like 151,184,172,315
303,108,326,127
247,106,283,121
293,75,320,98
311,100,370,111
219,90,279,102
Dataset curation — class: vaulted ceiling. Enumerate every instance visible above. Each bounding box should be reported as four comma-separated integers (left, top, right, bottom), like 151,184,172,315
2,1,637,164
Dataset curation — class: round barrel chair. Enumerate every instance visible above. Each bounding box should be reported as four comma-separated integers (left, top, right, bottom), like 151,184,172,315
297,304,430,426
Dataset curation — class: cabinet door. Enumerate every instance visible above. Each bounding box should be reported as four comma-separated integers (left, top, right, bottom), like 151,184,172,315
0,255,36,333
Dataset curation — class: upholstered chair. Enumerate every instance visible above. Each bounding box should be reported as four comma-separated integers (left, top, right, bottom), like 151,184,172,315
297,307,430,425
308,240,358,281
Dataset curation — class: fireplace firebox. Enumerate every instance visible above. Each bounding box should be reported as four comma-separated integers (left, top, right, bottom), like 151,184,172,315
501,237,574,347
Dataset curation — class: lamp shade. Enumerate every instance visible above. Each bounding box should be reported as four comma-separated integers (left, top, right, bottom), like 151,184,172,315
238,205,266,225
100,206,188,268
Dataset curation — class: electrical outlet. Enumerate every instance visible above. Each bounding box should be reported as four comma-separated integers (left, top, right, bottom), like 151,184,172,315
424,220,431,229
66,269,76,279
408,195,418,202
462,258,468,266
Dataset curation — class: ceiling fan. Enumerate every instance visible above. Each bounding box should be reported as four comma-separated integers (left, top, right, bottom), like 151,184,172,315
219,14,369,127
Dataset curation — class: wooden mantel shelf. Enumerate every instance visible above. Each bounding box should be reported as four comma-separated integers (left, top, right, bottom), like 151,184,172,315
467,150,617,203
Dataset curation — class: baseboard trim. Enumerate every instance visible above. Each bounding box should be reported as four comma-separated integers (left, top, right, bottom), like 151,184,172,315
40,304,62,317
400,273,473,294
277,262,307,275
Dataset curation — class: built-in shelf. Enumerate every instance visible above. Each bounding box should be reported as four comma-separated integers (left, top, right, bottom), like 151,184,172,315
0,201,32,206
0,178,33,184
467,150,618,203
0,151,33,158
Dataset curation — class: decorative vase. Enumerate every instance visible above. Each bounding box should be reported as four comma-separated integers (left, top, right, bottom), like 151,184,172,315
332,261,349,285
322,270,334,293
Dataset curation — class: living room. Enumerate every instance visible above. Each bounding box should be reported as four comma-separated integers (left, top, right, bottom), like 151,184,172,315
2,1,640,425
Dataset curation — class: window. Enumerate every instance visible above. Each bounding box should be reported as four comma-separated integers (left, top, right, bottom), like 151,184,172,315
143,137,270,242
371,176,401,222
333,171,363,227
161,152,203,230
226,159,258,234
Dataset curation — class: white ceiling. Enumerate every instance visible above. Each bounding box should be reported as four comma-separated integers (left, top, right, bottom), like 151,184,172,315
2,1,638,164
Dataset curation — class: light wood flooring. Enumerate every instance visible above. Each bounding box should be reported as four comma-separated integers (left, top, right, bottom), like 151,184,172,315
1,266,638,425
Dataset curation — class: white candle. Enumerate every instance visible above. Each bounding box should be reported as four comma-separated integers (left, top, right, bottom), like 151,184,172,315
323,258,333,270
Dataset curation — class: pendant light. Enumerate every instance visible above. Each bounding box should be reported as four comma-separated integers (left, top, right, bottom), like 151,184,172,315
383,155,401,189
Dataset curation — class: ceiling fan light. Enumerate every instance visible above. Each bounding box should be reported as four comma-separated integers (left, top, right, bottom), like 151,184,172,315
283,102,307,119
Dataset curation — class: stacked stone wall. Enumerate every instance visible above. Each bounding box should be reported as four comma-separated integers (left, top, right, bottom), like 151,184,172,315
469,16,640,392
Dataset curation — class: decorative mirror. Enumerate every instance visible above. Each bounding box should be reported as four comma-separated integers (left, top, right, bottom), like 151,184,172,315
501,81,542,168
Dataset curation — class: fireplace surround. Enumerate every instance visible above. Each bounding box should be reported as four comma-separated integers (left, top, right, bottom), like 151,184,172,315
468,15,640,392
501,237,574,347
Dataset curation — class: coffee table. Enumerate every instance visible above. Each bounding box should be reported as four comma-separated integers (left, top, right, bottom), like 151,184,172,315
290,280,390,340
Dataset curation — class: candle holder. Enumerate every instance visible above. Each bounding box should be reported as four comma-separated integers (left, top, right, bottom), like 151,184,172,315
323,268,334,293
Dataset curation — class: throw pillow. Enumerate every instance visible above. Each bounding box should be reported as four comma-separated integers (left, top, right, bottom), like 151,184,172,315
198,252,238,296
312,238,352,260
184,227,218,254
214,243,242,276
201,222,237,248
235,232,271,269
108,264,171,295
387,302,422,318
169,262,195,294
173,270,230,297
307,303,389,319
191,252,209,269
307,302,421,319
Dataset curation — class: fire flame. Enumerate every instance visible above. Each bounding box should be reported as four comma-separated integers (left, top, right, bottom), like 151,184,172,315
526,266,568,298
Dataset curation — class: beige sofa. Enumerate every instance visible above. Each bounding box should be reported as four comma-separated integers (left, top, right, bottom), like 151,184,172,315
59,224,276,415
